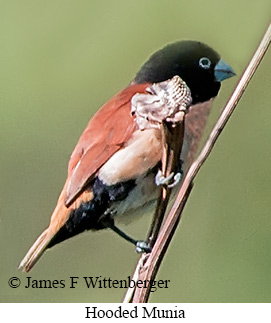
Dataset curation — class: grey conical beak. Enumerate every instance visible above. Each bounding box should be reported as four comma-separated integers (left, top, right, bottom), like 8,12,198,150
214,59,235,82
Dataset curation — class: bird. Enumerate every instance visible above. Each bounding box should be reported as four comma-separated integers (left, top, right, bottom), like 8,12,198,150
19,40,235,272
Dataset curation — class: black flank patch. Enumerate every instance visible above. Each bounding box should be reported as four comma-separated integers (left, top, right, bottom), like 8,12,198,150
47,177,136,248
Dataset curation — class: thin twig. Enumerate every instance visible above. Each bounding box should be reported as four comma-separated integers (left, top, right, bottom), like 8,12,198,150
146,118,185,248
124,22,271,303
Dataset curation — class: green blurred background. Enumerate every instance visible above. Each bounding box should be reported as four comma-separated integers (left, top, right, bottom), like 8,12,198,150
1,0,271,303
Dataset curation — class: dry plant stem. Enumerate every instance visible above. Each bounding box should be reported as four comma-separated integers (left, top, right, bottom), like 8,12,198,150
132,183,193,303
146,118,185,248
124,22,271,303
123,115,186,303
122,256,147,303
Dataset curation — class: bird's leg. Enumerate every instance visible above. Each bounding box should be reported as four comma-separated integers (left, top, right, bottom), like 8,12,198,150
100,216,151,253
109,223,152,253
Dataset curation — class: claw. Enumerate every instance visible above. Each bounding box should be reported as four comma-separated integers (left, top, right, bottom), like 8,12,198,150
168,172,182,188
155,170,174,186
135,241,152,253
155,170,181,187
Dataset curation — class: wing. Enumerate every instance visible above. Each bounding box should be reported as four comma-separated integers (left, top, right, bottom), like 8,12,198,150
65,83,150,206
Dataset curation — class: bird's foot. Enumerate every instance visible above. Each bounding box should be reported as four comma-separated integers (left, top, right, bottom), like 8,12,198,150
155,170,182,188
135,241,152,253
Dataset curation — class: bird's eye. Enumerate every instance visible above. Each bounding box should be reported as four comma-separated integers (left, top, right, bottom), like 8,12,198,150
199,57,211,69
